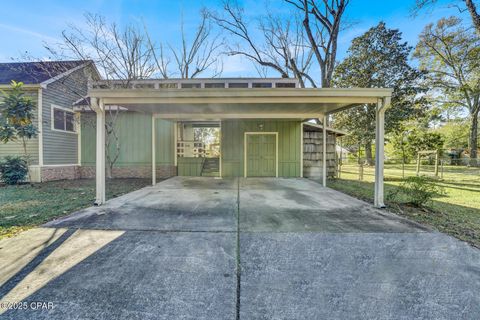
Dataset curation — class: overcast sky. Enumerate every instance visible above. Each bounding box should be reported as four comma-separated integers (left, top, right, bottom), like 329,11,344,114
0,0,465,78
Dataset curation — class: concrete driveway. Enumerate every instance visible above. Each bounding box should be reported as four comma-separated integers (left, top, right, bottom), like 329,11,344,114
1,177,479,319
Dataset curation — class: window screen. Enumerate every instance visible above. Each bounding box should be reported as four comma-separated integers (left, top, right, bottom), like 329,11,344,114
53,109,65,130
53,107,75,132
205,83,225,88
275,82,296,88
65,112,75,132
252,82,272,88
181,83,201,88
228,83,248,88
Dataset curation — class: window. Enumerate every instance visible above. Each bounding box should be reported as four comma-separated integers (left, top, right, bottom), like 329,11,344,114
52,106,76,133
181,83,201,88
252,82,272,88
228,82,248,88
204,82,225,88
275,82,296,88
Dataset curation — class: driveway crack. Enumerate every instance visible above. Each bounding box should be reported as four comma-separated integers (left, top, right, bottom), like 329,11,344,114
235,178,241,320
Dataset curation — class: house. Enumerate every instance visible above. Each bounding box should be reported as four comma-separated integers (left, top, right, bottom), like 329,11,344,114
1,64,391,208
0,60,99,182
80,78,391,208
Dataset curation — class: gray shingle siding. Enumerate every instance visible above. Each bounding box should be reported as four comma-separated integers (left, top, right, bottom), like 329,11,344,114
42,66,92,165
0,89,39,165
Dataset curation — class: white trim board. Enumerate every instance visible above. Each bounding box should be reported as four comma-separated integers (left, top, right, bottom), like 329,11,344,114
37,88,44,166
77,112,82,165
40,61,97,88
51,104,79,134
300,122,304,178
244,132,279,178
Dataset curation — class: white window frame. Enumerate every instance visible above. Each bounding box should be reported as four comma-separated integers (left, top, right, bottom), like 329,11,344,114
51,104,78,134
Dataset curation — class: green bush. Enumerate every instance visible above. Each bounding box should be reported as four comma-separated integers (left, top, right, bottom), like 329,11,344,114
396,176,444,207
0,156,28,184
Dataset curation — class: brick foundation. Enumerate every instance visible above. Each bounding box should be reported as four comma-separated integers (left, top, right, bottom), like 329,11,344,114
37,165,176,182
78,165,177,179
41,166,81,182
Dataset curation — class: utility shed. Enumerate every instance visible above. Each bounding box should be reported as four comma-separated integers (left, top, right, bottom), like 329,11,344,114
303,122,346,179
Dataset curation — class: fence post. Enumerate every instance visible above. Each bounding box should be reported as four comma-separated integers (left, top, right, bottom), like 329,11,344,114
359,161,364,181
402,158,405,179
434,150,439,177
416,153,421,176
441,159,444,179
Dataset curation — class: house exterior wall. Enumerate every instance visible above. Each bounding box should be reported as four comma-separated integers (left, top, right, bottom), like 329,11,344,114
221,119,302,177
80,111,176,178
0,89,39,165
41,66,93,165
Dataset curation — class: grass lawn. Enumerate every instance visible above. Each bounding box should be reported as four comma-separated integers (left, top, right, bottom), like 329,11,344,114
329,163,480,248
0,178,151,239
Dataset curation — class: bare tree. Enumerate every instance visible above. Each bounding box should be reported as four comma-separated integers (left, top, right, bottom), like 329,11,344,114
43,12,224,177
45,13,159,178
412,0,480,35
147,11,223,79
285,0,349,88
209,1,315,87
53,13,157,82
171,12,223,78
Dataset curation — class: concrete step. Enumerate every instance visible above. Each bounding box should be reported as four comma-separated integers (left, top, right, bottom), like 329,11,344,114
201,171,220,177
201,158,220,177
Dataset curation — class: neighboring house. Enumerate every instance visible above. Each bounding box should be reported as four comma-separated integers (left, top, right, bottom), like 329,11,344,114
0,60,100,182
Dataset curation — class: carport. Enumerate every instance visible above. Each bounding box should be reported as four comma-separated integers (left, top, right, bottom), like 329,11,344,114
87,78,392,208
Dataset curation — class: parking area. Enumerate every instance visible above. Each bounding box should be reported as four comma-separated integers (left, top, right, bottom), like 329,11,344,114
1,177,479,319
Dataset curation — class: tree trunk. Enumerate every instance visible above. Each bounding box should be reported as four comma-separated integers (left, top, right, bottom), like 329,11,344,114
21,137,32,184
466,0,480,35
106,163,112,179
469,111,478,166
365,142,374,166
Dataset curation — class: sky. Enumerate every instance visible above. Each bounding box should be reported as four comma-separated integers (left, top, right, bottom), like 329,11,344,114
0,0,465,78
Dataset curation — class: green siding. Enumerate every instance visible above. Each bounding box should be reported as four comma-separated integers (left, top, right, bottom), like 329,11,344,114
177,157,204,176
42,66,92,165
221,119,301,177
81,112,174,167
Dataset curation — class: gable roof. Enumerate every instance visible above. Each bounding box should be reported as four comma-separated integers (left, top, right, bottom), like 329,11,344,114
0,60,91,85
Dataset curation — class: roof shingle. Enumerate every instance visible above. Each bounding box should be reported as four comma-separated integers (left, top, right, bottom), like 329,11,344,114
0,60,88,85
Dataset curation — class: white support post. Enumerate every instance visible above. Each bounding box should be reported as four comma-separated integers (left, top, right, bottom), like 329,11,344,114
152,116,156,185
322,115,327,187
300,122,304,178
94,99,106,205
374,97,388,208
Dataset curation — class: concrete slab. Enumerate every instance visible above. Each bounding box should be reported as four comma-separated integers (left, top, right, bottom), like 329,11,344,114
1,177,479,320
240,232,480,320
45,177,237,232
1,230,236,320
239,178,427,232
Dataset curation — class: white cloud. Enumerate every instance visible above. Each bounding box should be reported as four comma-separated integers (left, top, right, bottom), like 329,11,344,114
0,23,59,43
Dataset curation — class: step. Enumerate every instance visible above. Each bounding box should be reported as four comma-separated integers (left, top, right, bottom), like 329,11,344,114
201,171,220,177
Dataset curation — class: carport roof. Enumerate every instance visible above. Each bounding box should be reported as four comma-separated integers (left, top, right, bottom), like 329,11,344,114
87,79,392,120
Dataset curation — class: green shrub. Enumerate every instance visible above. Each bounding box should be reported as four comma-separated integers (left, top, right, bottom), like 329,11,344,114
396,176,444,207
0,156,28,184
